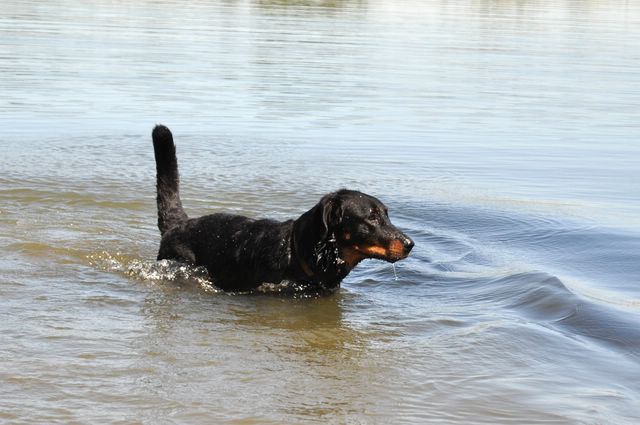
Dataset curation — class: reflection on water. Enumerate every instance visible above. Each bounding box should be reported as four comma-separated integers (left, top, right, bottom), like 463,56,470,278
136,281,387,423
1,0,640,423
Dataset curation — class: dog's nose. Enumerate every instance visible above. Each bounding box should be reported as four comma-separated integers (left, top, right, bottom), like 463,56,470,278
403,236,414,253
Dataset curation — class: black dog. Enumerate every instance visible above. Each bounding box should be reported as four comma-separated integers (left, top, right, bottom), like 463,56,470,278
152,125,414,292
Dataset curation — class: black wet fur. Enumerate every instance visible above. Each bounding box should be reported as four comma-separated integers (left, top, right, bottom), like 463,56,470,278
151,124,414,293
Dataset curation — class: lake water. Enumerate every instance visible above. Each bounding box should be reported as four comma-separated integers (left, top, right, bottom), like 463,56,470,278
1,0,640,423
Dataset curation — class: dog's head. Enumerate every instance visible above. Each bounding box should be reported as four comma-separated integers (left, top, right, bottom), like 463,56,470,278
293,189,414,282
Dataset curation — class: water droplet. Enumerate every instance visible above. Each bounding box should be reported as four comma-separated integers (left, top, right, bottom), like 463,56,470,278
392,263,398,280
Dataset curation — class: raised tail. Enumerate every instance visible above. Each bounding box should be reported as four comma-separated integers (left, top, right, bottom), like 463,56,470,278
152,125,188,235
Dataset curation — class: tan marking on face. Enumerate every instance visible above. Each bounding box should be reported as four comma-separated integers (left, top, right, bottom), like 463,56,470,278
356,244,388,258
343,232,352,241
342,240,407,267
340,246,366,267
348,240,408,262
388,239,405,258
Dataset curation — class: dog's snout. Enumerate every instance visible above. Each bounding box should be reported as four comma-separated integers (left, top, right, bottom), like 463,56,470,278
403,236,414,252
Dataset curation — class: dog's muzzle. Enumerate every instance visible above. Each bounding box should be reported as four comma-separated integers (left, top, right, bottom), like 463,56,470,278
351,233,414,263
387,234,414,262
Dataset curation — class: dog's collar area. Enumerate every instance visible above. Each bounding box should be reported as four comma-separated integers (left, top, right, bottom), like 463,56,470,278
298,256,315,278
290,231,315,278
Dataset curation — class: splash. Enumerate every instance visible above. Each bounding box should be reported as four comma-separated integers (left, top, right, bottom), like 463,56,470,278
86,251,218,292
87,251,337,297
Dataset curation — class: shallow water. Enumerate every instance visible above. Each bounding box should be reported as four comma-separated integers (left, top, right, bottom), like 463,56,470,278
1,0,640,423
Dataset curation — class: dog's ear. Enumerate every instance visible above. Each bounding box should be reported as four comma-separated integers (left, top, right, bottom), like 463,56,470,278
292,192,343,259
292,191,350,278
319,194,343,241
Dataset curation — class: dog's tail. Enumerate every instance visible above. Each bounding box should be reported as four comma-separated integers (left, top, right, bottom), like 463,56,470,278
152,125,188,235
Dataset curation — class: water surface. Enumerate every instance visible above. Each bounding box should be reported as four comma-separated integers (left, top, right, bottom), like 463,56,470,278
1,0,640,423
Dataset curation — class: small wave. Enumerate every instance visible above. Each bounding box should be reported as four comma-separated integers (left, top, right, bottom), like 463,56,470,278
502,273,578,322
563,277,640,312
464,270,640,357
430,270,579,322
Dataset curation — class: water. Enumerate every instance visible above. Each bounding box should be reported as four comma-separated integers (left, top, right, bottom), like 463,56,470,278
1,0,640,423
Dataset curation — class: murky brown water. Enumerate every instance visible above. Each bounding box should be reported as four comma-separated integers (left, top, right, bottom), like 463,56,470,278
2,0,640,423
